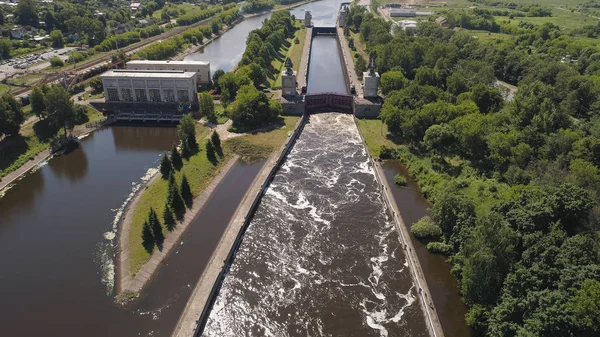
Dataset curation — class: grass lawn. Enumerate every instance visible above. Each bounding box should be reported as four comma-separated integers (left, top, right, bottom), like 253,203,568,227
356,119,397,157
0,106,103,178
128,116,300,275
464,29,512,41
7,73,44,87
0,82,15,95
152,3,202,21
494,9,595,30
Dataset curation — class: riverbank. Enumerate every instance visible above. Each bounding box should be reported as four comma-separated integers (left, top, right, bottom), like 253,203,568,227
117,154,240,294
0,107,105,193
118,117,300,297
171,115,305,337
354,117,445,337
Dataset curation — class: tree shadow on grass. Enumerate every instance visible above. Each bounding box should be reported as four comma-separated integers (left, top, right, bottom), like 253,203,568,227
0,135,28,173
33,119,60,143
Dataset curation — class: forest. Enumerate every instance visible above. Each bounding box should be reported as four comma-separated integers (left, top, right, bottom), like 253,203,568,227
346,6,600,337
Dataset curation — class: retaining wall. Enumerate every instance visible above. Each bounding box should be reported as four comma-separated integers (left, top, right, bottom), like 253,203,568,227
353,117,445,337
191,114,307,336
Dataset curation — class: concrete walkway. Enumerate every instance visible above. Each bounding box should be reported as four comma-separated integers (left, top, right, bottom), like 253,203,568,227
297,27,313,91
117,155,240,294
337,26,364,97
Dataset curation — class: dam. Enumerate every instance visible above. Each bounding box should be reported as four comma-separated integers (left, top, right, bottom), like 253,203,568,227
197,24,430,337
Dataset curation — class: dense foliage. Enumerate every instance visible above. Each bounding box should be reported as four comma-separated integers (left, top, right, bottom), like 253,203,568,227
0,95,24,138
348,6,600,337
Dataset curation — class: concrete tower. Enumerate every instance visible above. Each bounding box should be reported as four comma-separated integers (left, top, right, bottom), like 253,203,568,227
363,57,380,98
281,57,297,96
305,10,312,27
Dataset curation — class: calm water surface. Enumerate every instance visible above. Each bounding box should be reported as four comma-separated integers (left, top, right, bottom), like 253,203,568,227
0,126,264,337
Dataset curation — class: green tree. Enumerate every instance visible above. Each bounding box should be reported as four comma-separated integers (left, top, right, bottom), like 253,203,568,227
568,279,600,336
159,152,173,178
141,220,154,253
30,86,46,119
198,92,215,122
180,174,193,208
170,144,183,170
210,131,221,153
0,38,12,59
50,30,64,49
163,203,176,232
178,114,197,157
49,57,64,68
148,207,164,248
380,71,408,95
168,174,186,220
89,77,103,93
0,95,25,137
227,85,280,130
15,0,38,27
206,140,217,164
212,69,225,93
470,83,503,113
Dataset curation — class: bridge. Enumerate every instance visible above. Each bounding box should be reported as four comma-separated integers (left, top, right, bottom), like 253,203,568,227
305,93,354,113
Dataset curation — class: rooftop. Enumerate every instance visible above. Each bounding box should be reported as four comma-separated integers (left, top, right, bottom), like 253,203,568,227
101,69,197,79
127,60,209,66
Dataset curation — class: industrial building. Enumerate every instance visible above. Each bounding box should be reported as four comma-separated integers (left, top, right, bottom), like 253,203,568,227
101,69,198,104
126,60,211,85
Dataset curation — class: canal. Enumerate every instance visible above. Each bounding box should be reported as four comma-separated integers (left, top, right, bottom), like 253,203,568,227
307,36,347,94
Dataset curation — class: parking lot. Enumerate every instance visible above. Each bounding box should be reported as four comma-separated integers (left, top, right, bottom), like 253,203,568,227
0,47,76,80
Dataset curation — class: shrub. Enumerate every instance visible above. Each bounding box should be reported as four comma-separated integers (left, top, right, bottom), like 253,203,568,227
427,242,453,255
49,57,64,67
394,174,408,187
410,216,442,239
379,145,394,159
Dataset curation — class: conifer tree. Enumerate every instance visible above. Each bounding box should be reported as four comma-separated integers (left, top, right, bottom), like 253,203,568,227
180,174,193,208
171,144,183,170
211,131,221,152
141,220,154,253
159,152,173,179
168,174,186,220
163,203,176,232
148,207,164,248
206,140,217,164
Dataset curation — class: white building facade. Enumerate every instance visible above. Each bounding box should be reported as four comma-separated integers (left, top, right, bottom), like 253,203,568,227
126,60,211,85
101,69,198,105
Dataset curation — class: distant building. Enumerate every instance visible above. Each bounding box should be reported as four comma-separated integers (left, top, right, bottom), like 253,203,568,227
389,8,416,17
130,2,141,11
398,20,417,33
436,16,450,28
305,10,312,27
101,69,198,105
10,27,27,39
126,60,211,85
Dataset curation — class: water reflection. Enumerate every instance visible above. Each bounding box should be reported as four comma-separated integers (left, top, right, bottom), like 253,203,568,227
112,125,179,152
0,170,44,228
48,147,89,183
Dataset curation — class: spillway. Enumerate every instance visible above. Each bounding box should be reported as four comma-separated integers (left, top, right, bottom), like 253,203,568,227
202,113,428,336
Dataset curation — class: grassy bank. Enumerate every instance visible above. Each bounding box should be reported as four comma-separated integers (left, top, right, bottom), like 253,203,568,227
267,23,306,89
0,106,103,179
128,116,299,275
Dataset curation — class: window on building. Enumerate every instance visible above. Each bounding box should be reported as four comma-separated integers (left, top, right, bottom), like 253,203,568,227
149,89,161,102
121,88,133,101
135,89,147,102
177,90,189,102
163,89,175,102
107,88,119,101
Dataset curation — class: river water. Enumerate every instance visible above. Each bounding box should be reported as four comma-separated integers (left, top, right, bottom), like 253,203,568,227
0,126,265,337
203,114,428,337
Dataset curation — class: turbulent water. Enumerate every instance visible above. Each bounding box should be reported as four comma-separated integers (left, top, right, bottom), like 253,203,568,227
203,113,428,337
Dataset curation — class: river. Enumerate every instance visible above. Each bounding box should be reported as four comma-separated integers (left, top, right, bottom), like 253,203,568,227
0,125,265,337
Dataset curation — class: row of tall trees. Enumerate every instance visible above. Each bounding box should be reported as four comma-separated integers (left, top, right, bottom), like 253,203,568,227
348,6,600,337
